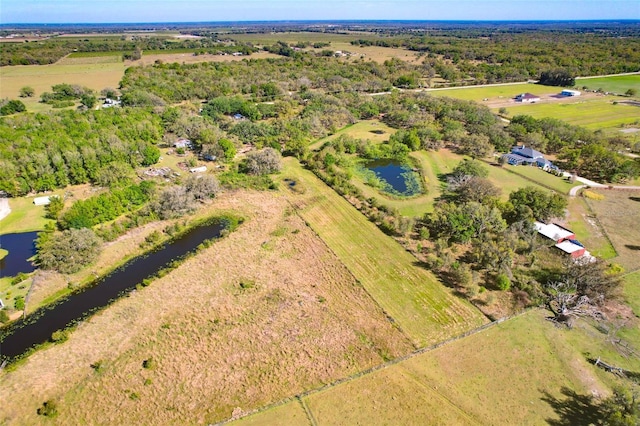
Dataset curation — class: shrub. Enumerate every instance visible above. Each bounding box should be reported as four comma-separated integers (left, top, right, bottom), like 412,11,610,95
142,357,156,370
14,296,25,311
495,273,511,291
11,272,28,285
37,400,58,418
51,329,70,343
0,309,9,323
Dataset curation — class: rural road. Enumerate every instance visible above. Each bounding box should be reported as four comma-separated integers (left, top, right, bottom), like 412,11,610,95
0,198,10,221
565,173,640,196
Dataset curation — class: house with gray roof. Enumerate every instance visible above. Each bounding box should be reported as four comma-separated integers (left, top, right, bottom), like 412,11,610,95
502,145,557,171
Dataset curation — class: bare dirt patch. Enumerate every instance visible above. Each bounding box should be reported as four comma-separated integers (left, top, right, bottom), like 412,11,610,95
0,190,412,425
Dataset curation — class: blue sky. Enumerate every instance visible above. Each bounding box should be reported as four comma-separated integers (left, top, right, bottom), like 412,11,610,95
1,0,638,24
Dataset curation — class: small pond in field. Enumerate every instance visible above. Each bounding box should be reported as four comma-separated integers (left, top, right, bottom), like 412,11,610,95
0,232,38,278
366,159,421,196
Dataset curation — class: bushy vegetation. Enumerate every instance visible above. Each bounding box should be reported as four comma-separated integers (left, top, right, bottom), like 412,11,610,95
0,99,27,116
36,227,103,274
0,108,162,196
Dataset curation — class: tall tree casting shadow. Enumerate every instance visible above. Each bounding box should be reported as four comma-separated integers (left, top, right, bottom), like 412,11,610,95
542,387,602,426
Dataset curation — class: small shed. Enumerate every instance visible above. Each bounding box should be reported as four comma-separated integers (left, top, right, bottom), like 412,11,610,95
555,240,586,258
0,299,4,309
174,139,192,149
189,166,207,173
561,89,581,97
33,196,51,206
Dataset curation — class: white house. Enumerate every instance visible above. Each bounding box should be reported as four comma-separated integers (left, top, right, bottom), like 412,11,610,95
174,139,192,149
561,89,581,97
33,196,51,206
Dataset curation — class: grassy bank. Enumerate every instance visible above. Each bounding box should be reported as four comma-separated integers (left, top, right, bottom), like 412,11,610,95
280,158,487,347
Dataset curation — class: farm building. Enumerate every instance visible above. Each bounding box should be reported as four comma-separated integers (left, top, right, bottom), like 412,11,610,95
561,89,581,97
174,139,192,149
555,240,587,259
534,221,576,243
515,93,540,103
33,196,51,206
189,166,207,173
502,145,557,170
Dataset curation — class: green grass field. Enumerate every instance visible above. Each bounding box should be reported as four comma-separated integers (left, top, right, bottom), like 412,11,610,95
576,74,640,95
500,164,576,194
309,120,396,151
236,310,638,425
624,271,640,317
498,97,640,130
426,82,555,102
280,158,487,347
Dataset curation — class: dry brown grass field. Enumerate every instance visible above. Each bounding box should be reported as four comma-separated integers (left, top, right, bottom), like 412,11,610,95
0,189,413,425
584,189,640,272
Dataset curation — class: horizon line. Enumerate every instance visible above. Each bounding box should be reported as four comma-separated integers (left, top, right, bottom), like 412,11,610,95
2,18,640,26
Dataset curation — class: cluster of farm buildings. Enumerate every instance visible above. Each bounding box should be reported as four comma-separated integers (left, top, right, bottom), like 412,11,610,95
534,221,595,262
515,89,581,103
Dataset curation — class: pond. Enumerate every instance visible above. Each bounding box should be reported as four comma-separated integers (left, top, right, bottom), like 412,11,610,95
0,220,226,363
366,159,421,196
0,232,38,278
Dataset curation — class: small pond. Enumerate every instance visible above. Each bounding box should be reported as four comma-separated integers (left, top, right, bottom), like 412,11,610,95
0,220,226,362
0,232,38,278
366,159,421,196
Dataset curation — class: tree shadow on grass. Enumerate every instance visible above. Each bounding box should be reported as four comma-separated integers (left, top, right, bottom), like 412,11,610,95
625,244,640,251
541,387,602,426
629,196,640,202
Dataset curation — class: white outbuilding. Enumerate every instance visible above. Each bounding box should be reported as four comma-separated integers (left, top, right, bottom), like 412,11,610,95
33,196,51,206
561,89,581,97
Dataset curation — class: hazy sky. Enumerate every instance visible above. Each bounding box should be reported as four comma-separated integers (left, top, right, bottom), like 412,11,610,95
1,0,638,24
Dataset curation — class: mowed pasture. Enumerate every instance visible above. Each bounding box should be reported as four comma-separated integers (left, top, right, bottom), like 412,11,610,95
0,190,414,425
576,74,640,95
0,61,126,112
584,189,640,272
235,310,632,426
280,158,487,347
497,97,640,130
426,82,554,102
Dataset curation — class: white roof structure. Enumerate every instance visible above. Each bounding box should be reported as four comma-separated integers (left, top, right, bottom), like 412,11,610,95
189,166,207,173
534,221,574,242
555,240,585,255
33,196,51,206
561,89,581,96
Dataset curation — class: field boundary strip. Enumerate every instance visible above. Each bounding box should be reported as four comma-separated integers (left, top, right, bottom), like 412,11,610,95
214,310,533,426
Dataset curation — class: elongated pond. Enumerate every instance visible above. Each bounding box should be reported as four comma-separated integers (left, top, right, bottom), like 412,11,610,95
0,220,225,363
0,232,38,278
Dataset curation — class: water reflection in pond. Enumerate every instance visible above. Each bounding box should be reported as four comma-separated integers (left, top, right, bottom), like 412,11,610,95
367,159,421,196
0,232,38,278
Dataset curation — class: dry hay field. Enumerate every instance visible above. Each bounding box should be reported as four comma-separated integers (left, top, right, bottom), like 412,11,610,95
584,189,640,272
0,189,415,425
279,158,487,348
234,310,636,426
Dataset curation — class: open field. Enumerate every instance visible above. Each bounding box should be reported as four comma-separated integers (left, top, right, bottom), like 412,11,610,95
497,97,640,130
0,189,415,424
584,189,640,272
501,164,576,194
0,62,126,112
576,74,640,95
566,197,617,260
236,310,639,425
624,271,640,317
309,120,396,150
280,158,487,347
426,82,555,102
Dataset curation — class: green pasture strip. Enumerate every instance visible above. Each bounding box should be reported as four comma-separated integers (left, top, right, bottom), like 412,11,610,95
66,51,125,58
496,98,640,130
499,164,575,194
144,48,201,55
426,83,557,101
281,159,487,347
576,74,640,95
227,32,366,45
303,311,619,426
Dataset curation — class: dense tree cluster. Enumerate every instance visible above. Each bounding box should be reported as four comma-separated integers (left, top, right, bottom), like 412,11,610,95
0,99,27,116
0,108,162,195
36,227,103,274
58,182,154,229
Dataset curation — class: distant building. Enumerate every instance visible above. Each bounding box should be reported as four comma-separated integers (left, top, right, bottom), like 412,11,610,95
515,93,540,103
561,89,581,97
33,196,51,206
102,98,121,108
534,221,576,243
502,145,557,170
174,139,192,149
189,166,207,173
